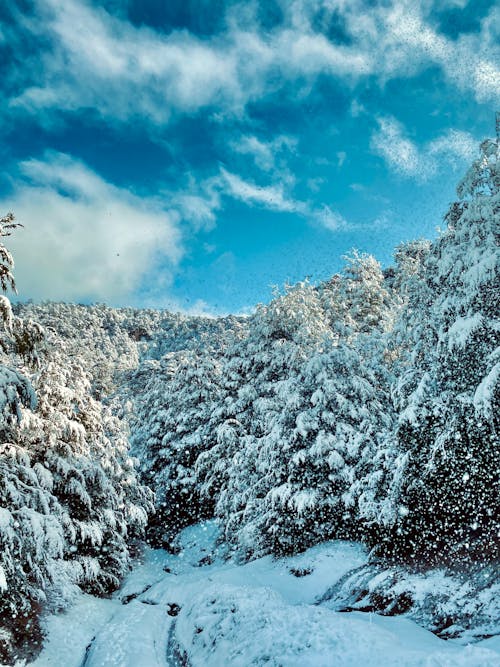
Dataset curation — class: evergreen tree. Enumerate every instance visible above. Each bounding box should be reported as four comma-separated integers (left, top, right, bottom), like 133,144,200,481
0,213,20,294
130,349,222,546
200,283,321,556
377,136,499,565
212,268,395,559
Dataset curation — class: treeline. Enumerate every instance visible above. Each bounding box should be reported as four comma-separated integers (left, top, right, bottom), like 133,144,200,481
0,243,244,663
130,137,498,565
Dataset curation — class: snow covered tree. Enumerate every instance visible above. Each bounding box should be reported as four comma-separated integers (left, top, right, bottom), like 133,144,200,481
18,344,153,593
189,272,400,560
0,217,56,663
222,342,394,558
130,350,222,546
0,320,44,664
0,213,20,294
1,330,153,663
319,251,395,341
199,283,334,557
0,218,153,663
0,441,65,665
376,136,500,565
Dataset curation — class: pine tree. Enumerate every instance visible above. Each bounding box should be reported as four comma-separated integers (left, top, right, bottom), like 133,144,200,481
377,136,500,565
130,349,222,546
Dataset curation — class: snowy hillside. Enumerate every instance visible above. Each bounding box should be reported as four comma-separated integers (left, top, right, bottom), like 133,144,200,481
0,136,498,665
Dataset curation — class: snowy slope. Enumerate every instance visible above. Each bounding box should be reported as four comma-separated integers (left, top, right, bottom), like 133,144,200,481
32,522,499,667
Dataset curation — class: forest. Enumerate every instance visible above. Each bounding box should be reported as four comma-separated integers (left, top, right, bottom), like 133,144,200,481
0,136,498,665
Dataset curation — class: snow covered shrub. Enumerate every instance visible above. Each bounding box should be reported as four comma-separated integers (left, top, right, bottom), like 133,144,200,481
320,560,500,641
375,137,500,565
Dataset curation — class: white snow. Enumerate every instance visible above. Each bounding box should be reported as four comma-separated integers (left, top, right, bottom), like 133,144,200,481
473,358,500,418
446,313,483,350
31,522,500,667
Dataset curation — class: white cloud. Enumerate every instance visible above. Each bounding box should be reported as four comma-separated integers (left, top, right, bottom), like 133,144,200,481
371,117,480,180
11,0,245,123
173,194,217,230
427,129,478,163
435,0,470,8
2,147,350,305
3,152,182,303
0,146,352,308
232,136,276,172
231,135,297,173
219,168,306,213
326,0,499,105
278,29,372,78
218,168,349,233
349,100,366,118
313,205,348,231
371,117,422,177
170,184,222,233
307,177,325,192
7,0,499,127
336,152,346,168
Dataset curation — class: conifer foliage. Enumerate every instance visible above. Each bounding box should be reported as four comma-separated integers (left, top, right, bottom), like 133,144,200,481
130,349,223,546
376,136,499,564
0,216,152,665
125,135,498,569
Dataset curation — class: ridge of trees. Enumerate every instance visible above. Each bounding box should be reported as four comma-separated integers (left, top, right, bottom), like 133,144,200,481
0,134,498,662
128,136,498,567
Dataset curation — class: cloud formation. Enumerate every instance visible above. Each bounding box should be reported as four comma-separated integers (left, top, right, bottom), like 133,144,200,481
3,153,182,303
231,135,297,174
5,0,498,129
0,0,495,310
0,144,352,306
219,168,305,214
371,117,479,180
216,168,351,234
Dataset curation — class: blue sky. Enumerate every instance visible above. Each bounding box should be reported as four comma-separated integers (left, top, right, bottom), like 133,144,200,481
0,0,498,313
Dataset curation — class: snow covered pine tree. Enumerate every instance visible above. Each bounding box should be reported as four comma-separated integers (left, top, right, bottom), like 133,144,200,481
130,350,222,547
376,135,499,565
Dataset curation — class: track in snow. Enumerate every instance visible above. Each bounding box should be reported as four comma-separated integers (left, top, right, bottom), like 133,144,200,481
34,522,500,667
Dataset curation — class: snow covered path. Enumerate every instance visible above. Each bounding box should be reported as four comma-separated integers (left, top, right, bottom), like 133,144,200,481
33,523,500,667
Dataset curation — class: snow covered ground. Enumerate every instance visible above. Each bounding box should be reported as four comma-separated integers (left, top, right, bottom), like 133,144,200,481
32,522,500,667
